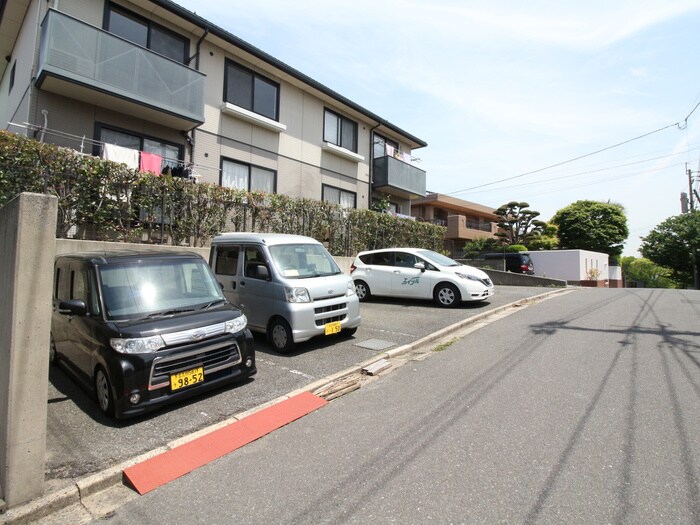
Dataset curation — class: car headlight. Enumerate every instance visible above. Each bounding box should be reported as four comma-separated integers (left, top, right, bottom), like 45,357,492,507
225,314,247,334
110,335,165,354
346,280,356,296
285,287,311,303
456,272,483,282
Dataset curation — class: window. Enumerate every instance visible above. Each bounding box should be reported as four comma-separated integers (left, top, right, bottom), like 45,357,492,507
395,252,418,268
322,184,356,208
224,60,279,121
215,246,239,276
221,159,276,193
324,109,357,152
373,134,398,159
105,4,189,63
96,125,182,170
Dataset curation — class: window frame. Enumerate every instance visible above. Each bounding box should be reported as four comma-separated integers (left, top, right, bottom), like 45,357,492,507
103,2,190,64
223,59,281,121
322,184,357,209
93,123,183,168
323,109,358,153
220,157,277,193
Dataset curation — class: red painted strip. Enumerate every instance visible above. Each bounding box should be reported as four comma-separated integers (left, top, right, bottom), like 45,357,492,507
123,391,328,495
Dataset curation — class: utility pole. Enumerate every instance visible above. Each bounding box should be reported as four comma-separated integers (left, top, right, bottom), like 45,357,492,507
689,165,696,212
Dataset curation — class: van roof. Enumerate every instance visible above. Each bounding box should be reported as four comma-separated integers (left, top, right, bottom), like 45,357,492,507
211,233,322,246
55,250,203,265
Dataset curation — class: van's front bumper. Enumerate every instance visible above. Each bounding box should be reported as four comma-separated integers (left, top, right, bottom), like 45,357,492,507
288,294,361,343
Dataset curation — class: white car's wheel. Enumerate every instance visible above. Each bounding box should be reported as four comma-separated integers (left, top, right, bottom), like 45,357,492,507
434,283,460,308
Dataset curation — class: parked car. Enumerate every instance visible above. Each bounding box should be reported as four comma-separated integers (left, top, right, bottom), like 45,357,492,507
478,252,535,274
51,251,256,419
350,248,494,307
209,233,361,353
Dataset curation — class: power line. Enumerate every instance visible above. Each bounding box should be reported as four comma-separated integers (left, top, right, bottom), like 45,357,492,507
447,123,681,196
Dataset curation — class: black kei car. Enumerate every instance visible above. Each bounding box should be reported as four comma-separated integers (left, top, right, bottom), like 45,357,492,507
51,251,256,419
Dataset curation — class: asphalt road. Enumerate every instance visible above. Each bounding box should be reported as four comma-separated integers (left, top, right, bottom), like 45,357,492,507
45,285,552,490
94,287,700,525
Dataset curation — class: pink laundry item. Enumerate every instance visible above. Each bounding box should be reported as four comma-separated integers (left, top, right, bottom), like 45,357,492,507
140,152,163,174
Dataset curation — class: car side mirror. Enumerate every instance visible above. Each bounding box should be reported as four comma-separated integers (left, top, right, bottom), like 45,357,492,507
257,265,271,281
414,262,426,272
58,299,87,316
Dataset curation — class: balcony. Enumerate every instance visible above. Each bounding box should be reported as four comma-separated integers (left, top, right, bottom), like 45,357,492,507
372,155,426,199
36,9,205,130
446,215,497,240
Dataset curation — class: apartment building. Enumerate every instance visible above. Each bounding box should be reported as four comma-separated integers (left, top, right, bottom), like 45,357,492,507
412,192,499,239
0,0,427,213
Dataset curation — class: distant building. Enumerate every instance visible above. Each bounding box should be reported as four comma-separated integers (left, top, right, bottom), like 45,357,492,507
411,193,499,254
0,0,427,213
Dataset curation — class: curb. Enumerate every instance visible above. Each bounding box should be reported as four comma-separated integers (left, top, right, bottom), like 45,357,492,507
0,287,570,524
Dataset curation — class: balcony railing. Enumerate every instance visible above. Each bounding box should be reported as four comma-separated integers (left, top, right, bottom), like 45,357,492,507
446,215,497,240
372,155,426,199
37,9,205,128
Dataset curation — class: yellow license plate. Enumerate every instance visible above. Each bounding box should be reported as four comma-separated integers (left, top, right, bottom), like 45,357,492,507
324,321,341,335
170,367,204,391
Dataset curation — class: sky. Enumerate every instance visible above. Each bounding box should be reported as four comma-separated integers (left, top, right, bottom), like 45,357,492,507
172,0,700,257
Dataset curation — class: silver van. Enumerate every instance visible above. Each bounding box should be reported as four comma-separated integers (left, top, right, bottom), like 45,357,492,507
209,233,361,353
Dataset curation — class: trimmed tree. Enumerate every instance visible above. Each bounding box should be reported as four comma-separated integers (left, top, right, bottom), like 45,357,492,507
493,201,546,246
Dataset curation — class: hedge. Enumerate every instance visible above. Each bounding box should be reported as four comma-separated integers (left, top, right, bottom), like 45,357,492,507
0,130,445,256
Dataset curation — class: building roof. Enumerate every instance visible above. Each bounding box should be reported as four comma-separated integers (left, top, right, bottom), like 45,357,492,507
412,193,498,218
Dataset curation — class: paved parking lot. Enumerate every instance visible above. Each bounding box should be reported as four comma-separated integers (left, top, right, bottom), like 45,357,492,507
45,286,555,492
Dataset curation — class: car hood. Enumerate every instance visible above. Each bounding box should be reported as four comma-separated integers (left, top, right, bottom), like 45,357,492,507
447,264,491,280
109,306,243,338
295,273,354,301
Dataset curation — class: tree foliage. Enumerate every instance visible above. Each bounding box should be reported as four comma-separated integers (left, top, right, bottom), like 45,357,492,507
551,200,628,258
527,222,560,251
0,130,445,255
493,201,546,246
639,211,700,288
620,256,676,289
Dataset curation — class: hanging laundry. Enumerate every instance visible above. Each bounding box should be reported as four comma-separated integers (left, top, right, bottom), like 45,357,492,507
102,143,139,169
385,144,395,157
140,152,162,174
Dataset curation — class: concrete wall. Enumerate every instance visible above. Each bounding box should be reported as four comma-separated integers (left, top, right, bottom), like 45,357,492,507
0,193,57,508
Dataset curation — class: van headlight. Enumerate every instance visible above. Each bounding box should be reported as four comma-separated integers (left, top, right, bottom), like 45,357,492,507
285,287,311,303
346,280,356,296
110,335,165,354
225,314,247,333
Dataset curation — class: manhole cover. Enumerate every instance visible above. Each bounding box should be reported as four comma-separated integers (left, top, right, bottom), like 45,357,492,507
355,339,396,350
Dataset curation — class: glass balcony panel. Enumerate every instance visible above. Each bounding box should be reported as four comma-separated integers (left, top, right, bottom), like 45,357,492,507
38,10,204,126
372,156,426,198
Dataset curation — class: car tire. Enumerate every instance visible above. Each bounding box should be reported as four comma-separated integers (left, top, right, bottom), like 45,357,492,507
434,282,460,308
354,280,371,302
342,326,358,338
268,317,295,354
95,367,115,417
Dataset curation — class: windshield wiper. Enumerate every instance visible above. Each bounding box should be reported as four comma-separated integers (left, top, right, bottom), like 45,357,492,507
144,307,195,319
200,299,226,310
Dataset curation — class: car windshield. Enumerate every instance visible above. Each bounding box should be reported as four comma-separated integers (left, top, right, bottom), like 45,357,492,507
417,249,461,267
98,258,225,320
269,243,341,278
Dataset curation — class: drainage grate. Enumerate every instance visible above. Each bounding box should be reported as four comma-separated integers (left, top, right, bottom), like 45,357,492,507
355,339,396,350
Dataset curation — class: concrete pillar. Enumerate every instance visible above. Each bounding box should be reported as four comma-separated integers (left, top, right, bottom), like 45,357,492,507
0,193,57,508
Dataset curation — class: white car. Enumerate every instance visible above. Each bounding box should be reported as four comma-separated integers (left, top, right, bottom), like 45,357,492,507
350,248,495,307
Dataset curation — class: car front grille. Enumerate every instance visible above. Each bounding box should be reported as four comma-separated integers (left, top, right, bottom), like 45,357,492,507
314,302,347,327
149,341,241,390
